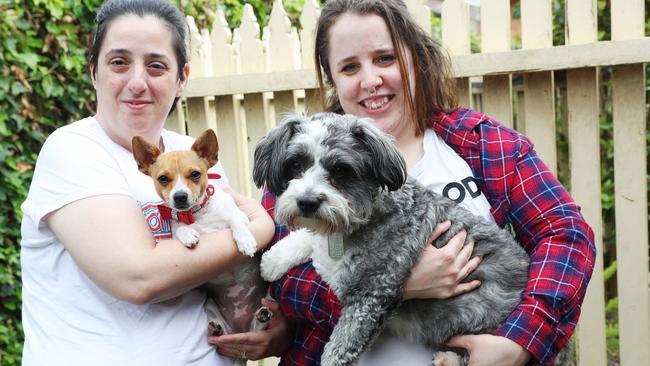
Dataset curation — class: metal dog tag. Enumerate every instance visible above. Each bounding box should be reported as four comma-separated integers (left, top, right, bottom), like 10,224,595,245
328,233,345,260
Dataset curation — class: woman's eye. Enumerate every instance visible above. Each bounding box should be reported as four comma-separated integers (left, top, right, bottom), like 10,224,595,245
157,175,169,184
109,58,127,67
341,63,359,74
376,55,396,65
189,171,201,181
148,62,167,75
149,62,166,70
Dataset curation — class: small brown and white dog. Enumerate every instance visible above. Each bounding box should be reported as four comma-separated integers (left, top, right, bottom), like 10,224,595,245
132,129,271,354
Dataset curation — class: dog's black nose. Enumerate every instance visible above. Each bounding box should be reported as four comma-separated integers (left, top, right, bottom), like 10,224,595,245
297,196,322,214
173,192,189,207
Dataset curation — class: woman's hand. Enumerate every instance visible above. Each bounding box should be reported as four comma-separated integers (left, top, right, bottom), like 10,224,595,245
447,334,532,366
403,221,482,300
222,187,266,219
222,187,275,251
208,298,292,360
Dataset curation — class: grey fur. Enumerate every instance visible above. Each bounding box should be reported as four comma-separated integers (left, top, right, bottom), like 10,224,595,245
254,112,531,366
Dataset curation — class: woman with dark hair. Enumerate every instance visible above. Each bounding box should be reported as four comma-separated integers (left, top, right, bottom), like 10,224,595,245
19,1,282,364
220,0,594,365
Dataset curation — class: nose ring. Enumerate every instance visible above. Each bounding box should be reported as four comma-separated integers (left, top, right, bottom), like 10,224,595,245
368,87,377,95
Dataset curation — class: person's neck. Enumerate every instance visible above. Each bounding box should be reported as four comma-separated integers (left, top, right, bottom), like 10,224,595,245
94,114,163,152
394,130,424,172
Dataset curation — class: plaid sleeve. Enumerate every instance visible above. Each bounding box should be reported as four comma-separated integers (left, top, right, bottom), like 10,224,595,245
261,187,341,365
261,187,289,245
435,111,596,365
492,146,596,365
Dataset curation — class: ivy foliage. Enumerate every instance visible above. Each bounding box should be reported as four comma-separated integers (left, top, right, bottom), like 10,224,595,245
1,1,102,364
0,1,301,364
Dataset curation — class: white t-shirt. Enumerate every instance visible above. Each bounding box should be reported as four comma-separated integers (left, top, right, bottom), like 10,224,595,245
20,117,233,366
358,128,493,365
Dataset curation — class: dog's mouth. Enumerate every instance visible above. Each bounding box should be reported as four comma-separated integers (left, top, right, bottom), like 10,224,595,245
286,216,347,237
173,203,191,211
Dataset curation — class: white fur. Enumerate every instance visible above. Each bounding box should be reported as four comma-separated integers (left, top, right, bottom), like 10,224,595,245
260,228,315,281
172,187,257,257
261,229,344,287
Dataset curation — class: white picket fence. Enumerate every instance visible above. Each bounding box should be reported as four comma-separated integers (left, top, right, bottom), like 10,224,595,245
167,1,650,365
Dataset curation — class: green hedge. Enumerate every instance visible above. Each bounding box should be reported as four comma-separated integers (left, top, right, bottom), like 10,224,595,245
0,1,295,364
1,1,102,364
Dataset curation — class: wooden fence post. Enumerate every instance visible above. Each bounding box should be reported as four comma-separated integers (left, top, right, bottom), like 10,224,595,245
565,1,607,365
209,8,250,196
611,1,650,365
300,0,322,115
268,0,301,123
480,0,513,127
185,16,217,137
239,4,269,199
442,0,472,109
520,0,556,174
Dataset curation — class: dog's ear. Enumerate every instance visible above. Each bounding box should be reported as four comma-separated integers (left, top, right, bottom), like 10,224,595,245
191,129,219,167
132,136,161,176
253,113,305,195
350,117,407,191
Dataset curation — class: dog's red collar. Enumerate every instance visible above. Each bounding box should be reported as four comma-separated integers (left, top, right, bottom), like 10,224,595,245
158,173,221,225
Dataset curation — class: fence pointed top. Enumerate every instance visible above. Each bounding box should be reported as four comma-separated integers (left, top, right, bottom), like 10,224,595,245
240,3,261,39
211,8,232,44
270,0,292,33
269,0,300,71
300,0,320,69
186,15,207,78
300,0,320,32
238,4,266,73
186,15,200,35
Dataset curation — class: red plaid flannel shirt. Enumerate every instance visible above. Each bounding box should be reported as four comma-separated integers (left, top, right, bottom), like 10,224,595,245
262,108,595,365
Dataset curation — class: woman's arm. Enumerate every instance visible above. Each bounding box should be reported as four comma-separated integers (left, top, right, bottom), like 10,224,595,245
495,148,595,365
48,192,275,305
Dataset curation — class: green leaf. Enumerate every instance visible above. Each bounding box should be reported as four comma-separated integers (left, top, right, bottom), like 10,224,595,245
0,119,9,137
18,52,39,70
41,75,55,97
10,81,27,95
46,0,64,19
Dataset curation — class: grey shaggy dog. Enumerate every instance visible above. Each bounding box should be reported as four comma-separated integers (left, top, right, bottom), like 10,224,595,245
253,112,531,366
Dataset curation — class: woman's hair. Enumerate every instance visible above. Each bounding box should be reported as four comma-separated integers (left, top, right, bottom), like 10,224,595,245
314,0,457,135
89,0,189,83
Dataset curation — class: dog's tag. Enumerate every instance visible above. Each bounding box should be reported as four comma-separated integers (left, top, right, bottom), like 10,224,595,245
328,233,345,260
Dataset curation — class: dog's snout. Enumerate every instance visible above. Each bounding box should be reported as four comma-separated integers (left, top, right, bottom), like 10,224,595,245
297,196,322,214
173,192,189,207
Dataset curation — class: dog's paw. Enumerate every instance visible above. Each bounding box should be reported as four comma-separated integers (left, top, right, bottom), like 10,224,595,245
233,229,257,257
176,226,200,248
251,306,273,331
260,249,292,282
432,351,463,366
208,321,224,337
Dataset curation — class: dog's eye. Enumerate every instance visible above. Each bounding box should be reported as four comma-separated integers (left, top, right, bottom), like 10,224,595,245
284,160,304,180
331,164,352,180
189,171,201,181
157,175,169,185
